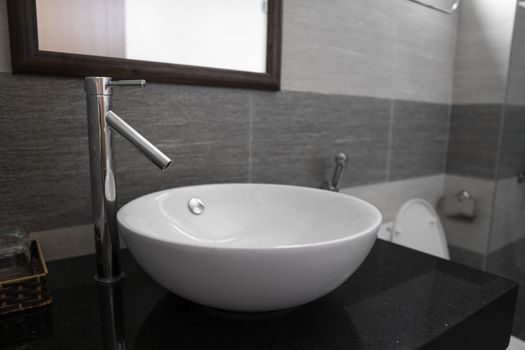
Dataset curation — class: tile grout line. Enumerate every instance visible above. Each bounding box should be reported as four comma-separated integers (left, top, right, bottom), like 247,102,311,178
442,102,453,175
444,5,456,192
385,17,399,183
385,98,395,183
248,93,254,183
440,101,453,211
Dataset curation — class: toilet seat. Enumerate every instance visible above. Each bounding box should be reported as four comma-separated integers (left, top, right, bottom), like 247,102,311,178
391,199,450,260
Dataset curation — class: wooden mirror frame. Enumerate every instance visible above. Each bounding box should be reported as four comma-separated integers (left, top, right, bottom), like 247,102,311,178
6,0,282,90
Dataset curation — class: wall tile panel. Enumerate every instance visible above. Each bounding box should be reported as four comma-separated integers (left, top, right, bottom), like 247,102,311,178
446,104,503,179
390,101,450,180
250,91,390,187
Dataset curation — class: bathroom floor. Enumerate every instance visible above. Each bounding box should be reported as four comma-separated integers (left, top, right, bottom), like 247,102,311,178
497,264,525,340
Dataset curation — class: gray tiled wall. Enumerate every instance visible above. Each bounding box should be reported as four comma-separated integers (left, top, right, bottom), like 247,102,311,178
445,104,504,179
497,105,525,180
444,103,525,181
0,73,451,232
111,83,251,205
0,0,10,73
453,0,515,104
389,101,449,181
0,75,91,230
250,92,391,187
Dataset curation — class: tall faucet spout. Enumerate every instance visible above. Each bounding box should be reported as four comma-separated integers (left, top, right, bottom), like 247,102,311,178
106,110,172,170
85,76,171,283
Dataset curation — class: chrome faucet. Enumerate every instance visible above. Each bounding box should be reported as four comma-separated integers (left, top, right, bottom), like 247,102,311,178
85,77,172,283
320,152,349,192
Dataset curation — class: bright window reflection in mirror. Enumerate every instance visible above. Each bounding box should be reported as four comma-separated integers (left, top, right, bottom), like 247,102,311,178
35,0,268,73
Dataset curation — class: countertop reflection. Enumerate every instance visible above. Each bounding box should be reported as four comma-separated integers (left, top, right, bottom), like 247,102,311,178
1,240,517,350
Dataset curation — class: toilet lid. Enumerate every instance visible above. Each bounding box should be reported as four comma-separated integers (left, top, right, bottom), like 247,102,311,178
392,199,450,260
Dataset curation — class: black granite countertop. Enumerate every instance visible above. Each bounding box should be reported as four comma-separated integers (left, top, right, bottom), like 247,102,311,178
0,240,518,350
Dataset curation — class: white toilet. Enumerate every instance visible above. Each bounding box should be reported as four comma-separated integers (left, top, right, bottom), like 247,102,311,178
377,198,450,260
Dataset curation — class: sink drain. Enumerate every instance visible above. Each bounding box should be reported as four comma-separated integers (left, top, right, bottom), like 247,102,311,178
188,198,205,215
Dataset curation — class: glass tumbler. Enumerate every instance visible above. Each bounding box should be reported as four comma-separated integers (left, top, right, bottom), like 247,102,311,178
0,227,32,281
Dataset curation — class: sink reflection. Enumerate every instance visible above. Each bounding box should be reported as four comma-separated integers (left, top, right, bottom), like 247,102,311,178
135,294,365,350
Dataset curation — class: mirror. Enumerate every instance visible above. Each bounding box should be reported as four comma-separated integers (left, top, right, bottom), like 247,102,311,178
7,0,282,90
35,0,268,73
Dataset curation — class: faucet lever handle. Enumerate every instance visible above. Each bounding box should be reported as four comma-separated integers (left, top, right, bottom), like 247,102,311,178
106,79,146,88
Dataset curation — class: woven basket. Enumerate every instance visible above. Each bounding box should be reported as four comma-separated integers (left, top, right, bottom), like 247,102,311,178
0,240,52,314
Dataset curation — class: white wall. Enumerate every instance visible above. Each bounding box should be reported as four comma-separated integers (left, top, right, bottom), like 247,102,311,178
282,0,458,104
506,4,525,106
453,0,517,104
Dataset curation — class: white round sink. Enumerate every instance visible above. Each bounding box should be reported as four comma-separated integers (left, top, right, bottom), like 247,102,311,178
118,184,381,312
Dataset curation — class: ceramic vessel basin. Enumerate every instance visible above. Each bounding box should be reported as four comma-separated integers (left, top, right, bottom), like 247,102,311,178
118,184,382,312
